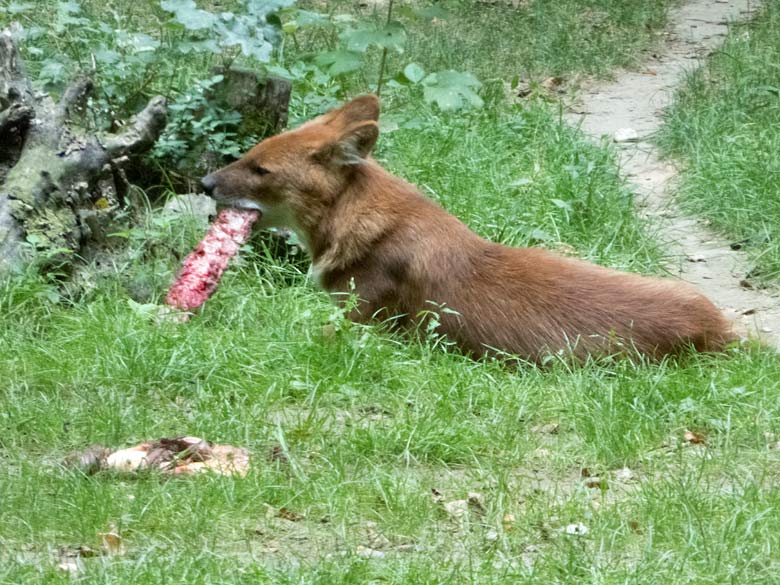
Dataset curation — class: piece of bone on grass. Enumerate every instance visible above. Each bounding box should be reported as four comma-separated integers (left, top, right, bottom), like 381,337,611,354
69,437,251,477
165,208,259,315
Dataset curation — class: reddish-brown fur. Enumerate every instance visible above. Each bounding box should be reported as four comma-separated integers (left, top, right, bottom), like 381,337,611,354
202,95,734,362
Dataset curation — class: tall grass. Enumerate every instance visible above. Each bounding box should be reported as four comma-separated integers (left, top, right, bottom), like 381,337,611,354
2,95,778,584
658,0,780,284
5,1,780,583
298,0,676,84
379,102,661,270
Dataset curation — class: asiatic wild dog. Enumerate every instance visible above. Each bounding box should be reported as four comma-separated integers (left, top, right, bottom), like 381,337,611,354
201,95,734,361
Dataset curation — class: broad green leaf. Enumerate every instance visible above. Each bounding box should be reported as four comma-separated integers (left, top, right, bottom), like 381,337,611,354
219,18,273,61
203,74,224,87
243,40,273,62
39,58,68,82
56,0,88,31
57,0,80,15
422,70,483,111
315,49,364,76
6,2,35,15
116,32,161,52
379,119,399,133
281,229,301,246
294,10,331,28
403,63,425,84
245,0,296,14
160,0,217,30
395,5,416,19
18,25,43,41
264,64,296,80
177,39,220,54
343,21,406,54
527,228,552,242
551,198,573,212
94,48,121,64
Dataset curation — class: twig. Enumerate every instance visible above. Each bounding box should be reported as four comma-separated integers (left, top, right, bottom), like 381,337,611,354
375,0,395,98
103,96,167,157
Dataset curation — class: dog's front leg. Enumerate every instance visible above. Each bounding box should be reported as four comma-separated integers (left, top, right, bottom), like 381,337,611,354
327,268,405,326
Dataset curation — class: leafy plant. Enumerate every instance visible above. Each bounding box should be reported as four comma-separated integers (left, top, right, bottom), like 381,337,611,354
274,2,483,112
160,0,295,63
421,70,484,111
153,74,253,172
2,0,294,142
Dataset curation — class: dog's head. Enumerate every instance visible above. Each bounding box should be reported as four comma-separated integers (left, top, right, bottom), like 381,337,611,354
201,95,380,234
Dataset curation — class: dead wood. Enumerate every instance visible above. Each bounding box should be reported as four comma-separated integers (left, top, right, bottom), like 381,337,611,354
0,28,167,273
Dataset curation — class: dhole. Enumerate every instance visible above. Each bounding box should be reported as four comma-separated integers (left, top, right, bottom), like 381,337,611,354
202,95,734,362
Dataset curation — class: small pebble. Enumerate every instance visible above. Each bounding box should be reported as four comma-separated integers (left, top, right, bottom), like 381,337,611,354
613,128,640,143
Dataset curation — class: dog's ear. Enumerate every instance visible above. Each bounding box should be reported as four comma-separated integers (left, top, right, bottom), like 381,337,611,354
320,95,380,127
315,120,379,166
301,95,380,133
338,95,380,124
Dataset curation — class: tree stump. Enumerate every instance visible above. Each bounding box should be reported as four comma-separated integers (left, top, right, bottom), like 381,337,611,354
0,29,167,274
209,67,291,138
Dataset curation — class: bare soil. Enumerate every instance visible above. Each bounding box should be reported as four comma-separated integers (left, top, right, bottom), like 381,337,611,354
567,0,780,347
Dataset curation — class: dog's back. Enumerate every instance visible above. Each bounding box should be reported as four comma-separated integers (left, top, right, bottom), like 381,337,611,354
317,161,734,361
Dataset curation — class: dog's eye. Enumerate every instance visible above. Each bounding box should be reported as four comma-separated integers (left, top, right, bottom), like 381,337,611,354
254,165,270,176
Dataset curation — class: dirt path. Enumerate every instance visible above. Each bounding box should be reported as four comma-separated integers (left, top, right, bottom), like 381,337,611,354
566,0,780,346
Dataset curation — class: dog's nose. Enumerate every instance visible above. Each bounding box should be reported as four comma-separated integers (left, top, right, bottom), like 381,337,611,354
201,174,217,196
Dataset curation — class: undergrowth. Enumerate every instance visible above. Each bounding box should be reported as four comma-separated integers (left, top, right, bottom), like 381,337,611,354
2,96,778,584
658,0,780,285
4,1,779,584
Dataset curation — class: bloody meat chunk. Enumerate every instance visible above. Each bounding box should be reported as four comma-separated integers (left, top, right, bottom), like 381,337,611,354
165,208,259,312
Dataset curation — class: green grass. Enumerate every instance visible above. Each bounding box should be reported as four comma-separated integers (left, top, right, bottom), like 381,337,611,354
3,258,780,583
298,0,677,84
657,0,780,285
2,100,779,583
407,0,674,79
4,0,780,582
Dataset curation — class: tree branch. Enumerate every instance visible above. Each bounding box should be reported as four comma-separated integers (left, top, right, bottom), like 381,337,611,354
0,192,23,270
57,77,94,123
102,96,167,157
0,103,33,136
0,29,33,107
0,29,20,78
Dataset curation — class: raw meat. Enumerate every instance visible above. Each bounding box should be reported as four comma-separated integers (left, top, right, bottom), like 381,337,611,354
165,208,259,313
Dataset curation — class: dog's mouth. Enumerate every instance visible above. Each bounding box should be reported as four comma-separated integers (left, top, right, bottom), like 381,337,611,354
226,198,265,212
212,196,265,216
